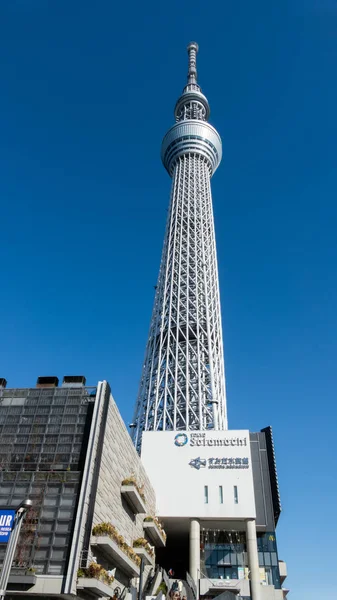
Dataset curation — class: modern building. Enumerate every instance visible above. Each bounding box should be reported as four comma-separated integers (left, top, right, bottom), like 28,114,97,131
0,376,167,600
132,44,289,600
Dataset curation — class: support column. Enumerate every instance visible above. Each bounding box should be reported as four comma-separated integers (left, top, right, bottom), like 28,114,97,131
189,519,200,585
246,519,261,600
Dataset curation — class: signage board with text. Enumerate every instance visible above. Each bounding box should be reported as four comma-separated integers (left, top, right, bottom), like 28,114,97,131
141,430,256,519
0,510,15,543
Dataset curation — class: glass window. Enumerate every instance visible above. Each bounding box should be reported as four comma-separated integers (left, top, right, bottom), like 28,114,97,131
35,548,50,559
60,496,73,507
59,508,73,519
237,552,244,566
209,567,218,578
264,552,271,566
258,552,264,565
44,497,58,507
39,535,53,546
234,486,238,504
204,485,208,504
219,486,223,504
54,535,69,546
48,562,64,574
272,566,281,589
224,566,238,579
271,552,278,566
55,522,71,533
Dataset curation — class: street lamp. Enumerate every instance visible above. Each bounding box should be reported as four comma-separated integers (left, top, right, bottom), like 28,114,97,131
0,499,32,600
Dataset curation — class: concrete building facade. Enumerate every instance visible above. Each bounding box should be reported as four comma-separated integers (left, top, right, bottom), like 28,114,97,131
141,429,286,600
0,377,165,600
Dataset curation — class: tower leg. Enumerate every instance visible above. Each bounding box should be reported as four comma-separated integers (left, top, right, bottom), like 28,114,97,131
246,519,261,600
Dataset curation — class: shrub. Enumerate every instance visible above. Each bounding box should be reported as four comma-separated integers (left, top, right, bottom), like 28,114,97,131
155,582,168,595
144,516,167,540
133,537,155,557
78,563,114,585
121,476,146,503
91,523,141,566
77,568,86,578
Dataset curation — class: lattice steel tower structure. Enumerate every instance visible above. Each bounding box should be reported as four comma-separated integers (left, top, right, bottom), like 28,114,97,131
133,43,227,451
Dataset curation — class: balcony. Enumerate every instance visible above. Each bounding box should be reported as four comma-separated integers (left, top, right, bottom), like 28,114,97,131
121,484,146,514
91,536,140,577
279,560,287,584
143,520,166,547
133,546,154,566
8,570,37,590
77,577,115,598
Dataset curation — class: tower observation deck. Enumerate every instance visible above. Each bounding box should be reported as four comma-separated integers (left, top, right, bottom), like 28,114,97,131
133,43,227,451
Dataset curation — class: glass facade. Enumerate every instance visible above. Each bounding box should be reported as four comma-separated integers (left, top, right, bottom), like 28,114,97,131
200,529,281,589
256,532,281,589
0,385,96,575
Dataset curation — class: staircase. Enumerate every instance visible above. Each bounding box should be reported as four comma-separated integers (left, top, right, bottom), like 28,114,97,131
168,577,196,600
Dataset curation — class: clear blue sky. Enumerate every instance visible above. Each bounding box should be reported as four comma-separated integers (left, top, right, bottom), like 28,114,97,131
1,1,336,597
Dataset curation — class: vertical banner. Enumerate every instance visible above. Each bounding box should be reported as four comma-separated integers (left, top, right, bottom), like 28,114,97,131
0,510,16,543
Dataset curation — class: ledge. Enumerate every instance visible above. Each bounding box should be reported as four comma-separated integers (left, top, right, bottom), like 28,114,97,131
91,536,140,577
121,484,146,513
77,577,115,598
279,560,287,583
133,546,154,566
199,579,241,596
8,574,37,589
143,521,166,547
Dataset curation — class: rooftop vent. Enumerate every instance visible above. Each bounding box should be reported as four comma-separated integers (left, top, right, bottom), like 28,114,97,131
62,375,86,388
36,376,59,388
0,378,7,389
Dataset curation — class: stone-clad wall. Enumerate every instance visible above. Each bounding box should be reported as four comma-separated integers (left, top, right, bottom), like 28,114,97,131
92,392,156,545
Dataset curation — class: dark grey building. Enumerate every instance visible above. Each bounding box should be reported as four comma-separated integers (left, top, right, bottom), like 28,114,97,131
0,377,166,600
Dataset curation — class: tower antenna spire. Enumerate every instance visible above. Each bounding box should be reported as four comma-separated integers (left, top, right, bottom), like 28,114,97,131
132,43,226,452
187,41,199,85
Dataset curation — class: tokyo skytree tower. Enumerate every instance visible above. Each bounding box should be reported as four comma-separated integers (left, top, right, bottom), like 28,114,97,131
133,43,227,451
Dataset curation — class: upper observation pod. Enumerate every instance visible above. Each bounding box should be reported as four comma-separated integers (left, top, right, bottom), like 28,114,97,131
161,42,222,176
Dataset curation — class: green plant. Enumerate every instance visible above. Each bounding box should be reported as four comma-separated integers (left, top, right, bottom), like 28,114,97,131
78,563,114,585
155,582,168,595
91,523,141,566
121,476,137,486
26,567,36,574
77,568,85,579
133,537,154,557
144,516,167,540
92,522,118,539
121,476,146,503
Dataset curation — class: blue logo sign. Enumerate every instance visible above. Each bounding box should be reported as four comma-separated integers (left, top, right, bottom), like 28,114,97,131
0,510,15,543
188,456,249,470
174,433,188,447
189,457,207,470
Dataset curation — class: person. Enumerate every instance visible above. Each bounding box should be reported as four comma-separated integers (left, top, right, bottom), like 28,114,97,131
168,568,174,578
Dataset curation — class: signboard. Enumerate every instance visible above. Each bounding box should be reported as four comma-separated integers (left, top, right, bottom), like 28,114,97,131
141,430,256,519
0,510,15,543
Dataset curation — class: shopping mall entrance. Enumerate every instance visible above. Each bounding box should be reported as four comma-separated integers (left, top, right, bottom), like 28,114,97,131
156,527,189,580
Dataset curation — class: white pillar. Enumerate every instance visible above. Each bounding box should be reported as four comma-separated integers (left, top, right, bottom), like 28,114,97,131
246,519,261,600
189,519,200,585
